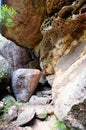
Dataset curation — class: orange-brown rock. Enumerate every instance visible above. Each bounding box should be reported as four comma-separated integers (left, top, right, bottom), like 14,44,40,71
46,0,74,15
40,13,86,76
4,0,46,48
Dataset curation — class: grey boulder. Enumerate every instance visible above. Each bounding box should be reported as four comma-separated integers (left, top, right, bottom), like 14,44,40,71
11,69,41,102
0,34,39,72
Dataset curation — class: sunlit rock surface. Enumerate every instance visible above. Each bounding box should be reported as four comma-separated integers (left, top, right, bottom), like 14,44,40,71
54,67,86,130
40,1,86,86
52,32,86,99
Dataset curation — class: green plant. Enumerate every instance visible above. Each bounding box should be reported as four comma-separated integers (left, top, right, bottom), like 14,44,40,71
49,116,70,130
40,109,48,119
56,120,70,130
0,4,16,27
2,96,22,115
0,72,7,82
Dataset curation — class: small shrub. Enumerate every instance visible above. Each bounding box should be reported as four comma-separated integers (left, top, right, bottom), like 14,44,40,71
0,72,7,82
56,119,70,130
49,116,70,130
0,5,16,27
2,96,22,115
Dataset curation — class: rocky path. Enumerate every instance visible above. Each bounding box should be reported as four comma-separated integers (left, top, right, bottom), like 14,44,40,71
0,0,86,129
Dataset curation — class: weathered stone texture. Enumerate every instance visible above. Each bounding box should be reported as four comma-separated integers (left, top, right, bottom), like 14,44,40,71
4,0,46,48
46,0,73,14
40,13,86,76
11,69,41,102
46,0,86,15
52,33,86,99
54,67,86,129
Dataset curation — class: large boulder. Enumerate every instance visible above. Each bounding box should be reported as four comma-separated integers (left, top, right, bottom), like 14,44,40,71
11,69,41,102
4,0,46,48
54,67,86,130
0,34,39,71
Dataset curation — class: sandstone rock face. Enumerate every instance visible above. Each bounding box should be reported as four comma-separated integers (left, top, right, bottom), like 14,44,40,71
46,0,73,14
52,39,86,99
40,2,86,128
52,39,86,129
40,1,86,88
40,13,86,76
46,0,86,15
11,69,41,102
4,0,46,48
54,68,86,130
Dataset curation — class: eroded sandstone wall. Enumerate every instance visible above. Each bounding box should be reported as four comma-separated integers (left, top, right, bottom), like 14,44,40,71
40,0,86,79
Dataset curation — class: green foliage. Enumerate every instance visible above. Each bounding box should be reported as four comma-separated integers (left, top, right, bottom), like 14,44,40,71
0,64,7,82
40,110,48,119
3,96,22,115
0,72,7,82
0,5,16,27
49,116,70,130
56,120,70,130
0,72,7,78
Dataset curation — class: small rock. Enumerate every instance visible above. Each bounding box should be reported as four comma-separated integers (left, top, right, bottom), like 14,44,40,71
23,127,32,130
1,121,24,130
0,101,4,110
17,107,35,126
11,69,41,102
18,104,54,122
8,105,18,122
35,106,47,119
39,72,47,85
36,90,51,97
29,95,52,105
35,105,54,119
